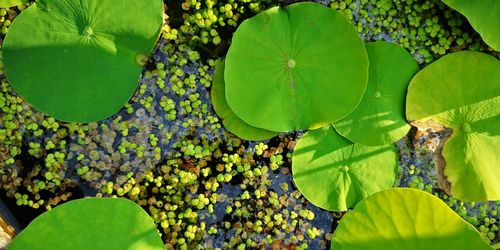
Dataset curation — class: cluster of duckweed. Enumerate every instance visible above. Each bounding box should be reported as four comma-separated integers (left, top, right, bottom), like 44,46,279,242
0,0,499,248
195,135,334,249
99,131,335,249
163,0,274,49
329,0,499,64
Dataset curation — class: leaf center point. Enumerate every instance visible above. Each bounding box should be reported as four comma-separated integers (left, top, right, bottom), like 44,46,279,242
374,91,381,98
462,122,471,133
287,59,296,69
82,26,94,37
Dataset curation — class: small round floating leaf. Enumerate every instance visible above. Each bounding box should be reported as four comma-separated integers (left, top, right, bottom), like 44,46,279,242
292,125,398,211
225,2,368,132
441,0,500,51
334,41,418,146
211,61,278,141
406,51,500,202
9,198,164,250
331,188,492,250
0,0,27,8
2,0,163,122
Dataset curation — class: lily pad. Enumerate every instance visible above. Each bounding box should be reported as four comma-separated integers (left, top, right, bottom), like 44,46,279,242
406,51,500,202
225,2,368,132
292,125,398,211
211,61,279,141
334,41,418,146
441,0,500,51
9,198,164,250
0,0,27,8
331,188,492,250
2,0,163,122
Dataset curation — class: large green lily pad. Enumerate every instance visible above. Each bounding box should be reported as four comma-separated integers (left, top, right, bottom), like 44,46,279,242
211,61,278,141
441,0,500,51
3,0,163,122
225,2,368,132
331,188,492,250
9,198,164,250
334,41,418,146
292,125,398,211
406,51,500,202
0,0,27,8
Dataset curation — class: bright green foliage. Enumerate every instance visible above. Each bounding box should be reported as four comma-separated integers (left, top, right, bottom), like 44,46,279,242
8,198,164,250
211,61,278,141
225,2,368,132
334,41,418,146
441,0,500,51
0,0,27,8
331,188,492,250
407,51,500,202
2,0,163,122
292,126,398,211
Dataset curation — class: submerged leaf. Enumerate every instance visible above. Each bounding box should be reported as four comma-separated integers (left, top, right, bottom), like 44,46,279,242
9,198,164,250
406,51,500,202
331,188,492,250
334,41,418,146
441,0,500,51
211,61,278,141
225,2,368,132
3,0,163,122
292,126,398,211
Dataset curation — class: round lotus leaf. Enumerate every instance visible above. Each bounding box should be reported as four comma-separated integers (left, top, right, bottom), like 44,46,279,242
441,0,500,51
292,125,398,211
331,188,492,250
406,51,500,202
334,41,418,146
2,0,163,122
0,0,27,8
225,2,368,132
211,61,279,141
9,198,164,250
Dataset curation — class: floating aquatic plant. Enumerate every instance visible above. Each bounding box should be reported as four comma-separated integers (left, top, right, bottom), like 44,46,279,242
8,198,164,250
211,61,278,141
406,51,500,202
2,0,163,122
225,2,368,132
331,188,492,250
334,41,418,146
292,126,398,211
441,0,500,51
